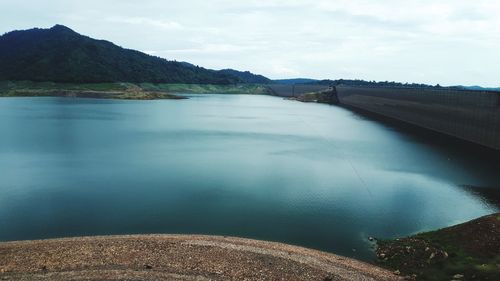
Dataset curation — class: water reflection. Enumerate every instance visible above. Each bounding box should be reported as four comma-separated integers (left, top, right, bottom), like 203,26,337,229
0,96,498,262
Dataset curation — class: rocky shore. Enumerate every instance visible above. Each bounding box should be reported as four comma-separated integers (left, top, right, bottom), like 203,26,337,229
0,235,400,281
376,213,500,281
287,90,339,105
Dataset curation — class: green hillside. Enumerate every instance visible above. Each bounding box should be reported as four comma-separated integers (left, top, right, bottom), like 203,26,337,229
0,25,239,84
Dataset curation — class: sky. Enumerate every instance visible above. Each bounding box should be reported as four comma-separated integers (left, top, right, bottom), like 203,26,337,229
1,0,500,86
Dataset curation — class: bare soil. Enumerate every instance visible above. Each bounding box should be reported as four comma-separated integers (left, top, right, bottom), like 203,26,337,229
376,213,500,281
0,235,401,281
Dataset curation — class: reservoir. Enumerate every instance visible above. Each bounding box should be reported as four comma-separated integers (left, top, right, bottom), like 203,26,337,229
0,94,499,261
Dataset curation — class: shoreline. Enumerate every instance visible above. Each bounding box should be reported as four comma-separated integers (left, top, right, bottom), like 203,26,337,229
376,213,500,281
0,234,400,281
0,81,272,100
0,89,187,100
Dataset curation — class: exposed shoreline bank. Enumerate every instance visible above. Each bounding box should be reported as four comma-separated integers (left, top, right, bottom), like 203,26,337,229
0,234,400,281
0,89,187,100
0,81,272,100
286,89,339,105
376,213,500,281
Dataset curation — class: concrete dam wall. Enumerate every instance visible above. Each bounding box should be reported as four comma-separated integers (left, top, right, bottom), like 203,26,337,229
336,86,500,150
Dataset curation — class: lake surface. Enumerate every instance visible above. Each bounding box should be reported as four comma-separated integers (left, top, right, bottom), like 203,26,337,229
0,94,499,261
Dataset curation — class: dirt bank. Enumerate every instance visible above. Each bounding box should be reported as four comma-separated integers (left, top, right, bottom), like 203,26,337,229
376,213,500,280
0,235,401,281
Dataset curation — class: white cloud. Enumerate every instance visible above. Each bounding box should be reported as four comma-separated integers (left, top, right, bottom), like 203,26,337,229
270,64,301,77
105,16,183,30
1,0,500,86
148,43,264,55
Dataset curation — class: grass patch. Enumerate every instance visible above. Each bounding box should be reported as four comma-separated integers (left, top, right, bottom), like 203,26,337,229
288,90,339,105
0,81,271,100
376,213,500,280
138,83,272,95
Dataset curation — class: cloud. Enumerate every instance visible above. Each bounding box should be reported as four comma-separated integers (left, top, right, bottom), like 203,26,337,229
270,64,300,77
105,16,183,30
1,0,500,86
144,43,265,55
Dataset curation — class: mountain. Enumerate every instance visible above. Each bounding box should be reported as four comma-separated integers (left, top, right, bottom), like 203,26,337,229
218,69,271,84
306,79,460,89
0,25,239,84
459,85,500,92
272,78,319,84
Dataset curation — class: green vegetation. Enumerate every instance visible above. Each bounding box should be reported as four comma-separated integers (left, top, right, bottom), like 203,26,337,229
273,78,319,85
308,79,471,91
218,69,271,84
0,25,239,84
138,83,272,95
0,81,128,92
376,213,500,281
289,90,338,105
0,81,271,100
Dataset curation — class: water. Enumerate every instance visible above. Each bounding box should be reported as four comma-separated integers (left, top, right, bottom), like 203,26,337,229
0,94,499,261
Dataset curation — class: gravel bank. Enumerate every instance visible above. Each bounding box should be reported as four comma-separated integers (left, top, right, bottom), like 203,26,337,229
0,235,401,281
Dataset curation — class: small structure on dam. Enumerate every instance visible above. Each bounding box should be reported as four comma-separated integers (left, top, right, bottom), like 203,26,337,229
335,85,500,150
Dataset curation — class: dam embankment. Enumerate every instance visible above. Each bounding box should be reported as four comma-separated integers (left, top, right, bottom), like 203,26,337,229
268,83,500,150
335,86,500,150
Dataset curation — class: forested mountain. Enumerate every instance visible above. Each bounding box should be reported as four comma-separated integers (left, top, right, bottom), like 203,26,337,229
460,85,500,92
310,79,461,89
272,78,319,84
218,69,271,84
0,25,240,84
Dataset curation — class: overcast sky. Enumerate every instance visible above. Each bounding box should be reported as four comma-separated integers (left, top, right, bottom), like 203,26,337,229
1,0,499,86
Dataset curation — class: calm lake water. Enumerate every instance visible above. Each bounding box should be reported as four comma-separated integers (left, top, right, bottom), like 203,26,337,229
0,94,499,261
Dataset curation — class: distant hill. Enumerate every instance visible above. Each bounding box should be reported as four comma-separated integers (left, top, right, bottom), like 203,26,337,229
0,25,239,84
273,79,500,92
218,69,271,84
272,78,319,85
326,79,500,91
459,85,500,92
308,79,463,90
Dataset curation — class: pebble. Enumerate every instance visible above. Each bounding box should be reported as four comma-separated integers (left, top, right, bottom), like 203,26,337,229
0,235,402,281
